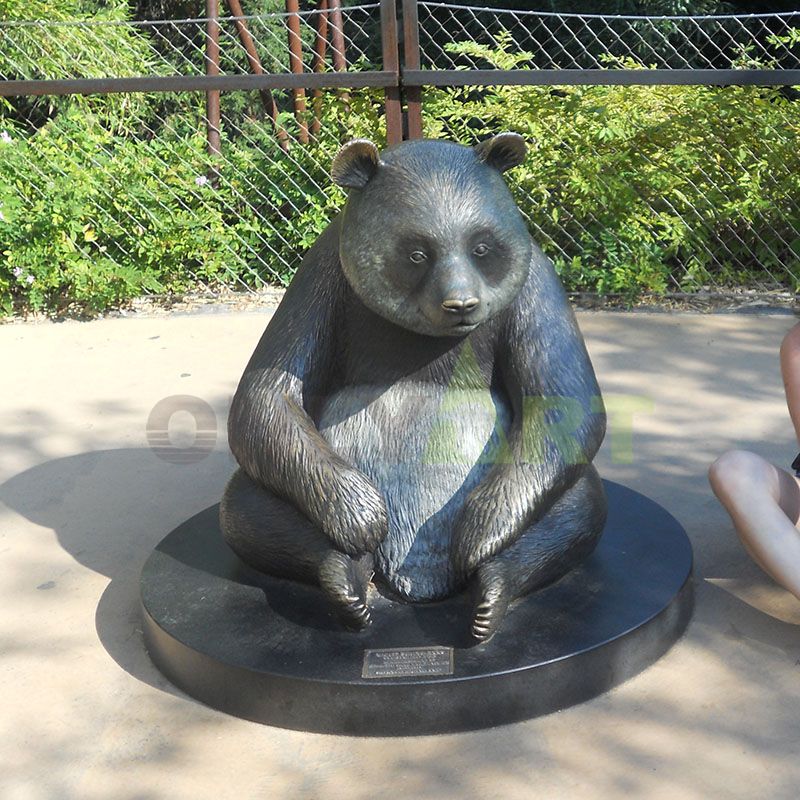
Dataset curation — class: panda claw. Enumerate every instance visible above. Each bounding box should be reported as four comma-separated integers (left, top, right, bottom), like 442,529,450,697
319,551,372,630
340,598,371,629
470,562,511,642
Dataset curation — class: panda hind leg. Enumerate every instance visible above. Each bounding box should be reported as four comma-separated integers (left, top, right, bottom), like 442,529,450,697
220,468,374,629
470,466,607,642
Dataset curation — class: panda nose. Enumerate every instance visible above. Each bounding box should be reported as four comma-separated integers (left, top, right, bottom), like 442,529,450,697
442,297,480,313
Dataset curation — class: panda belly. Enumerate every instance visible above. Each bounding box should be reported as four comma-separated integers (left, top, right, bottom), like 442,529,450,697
317,382,511,601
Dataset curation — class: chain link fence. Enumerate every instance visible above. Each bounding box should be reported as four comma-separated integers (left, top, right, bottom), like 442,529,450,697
0,6,382,80
1,2,799,314
417,4,800,71
412,3,800,301
0,5,391,312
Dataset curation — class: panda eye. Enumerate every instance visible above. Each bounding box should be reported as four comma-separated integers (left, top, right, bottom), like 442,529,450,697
409,250,428,264
473,243,490,257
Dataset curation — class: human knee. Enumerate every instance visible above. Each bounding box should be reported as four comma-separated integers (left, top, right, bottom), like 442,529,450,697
780,323,800,362
708,449,768,499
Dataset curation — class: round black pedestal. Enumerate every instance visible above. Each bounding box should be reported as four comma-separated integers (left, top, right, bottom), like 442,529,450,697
141,481,692,735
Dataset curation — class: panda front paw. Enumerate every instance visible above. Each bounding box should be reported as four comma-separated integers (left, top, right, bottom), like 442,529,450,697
323,468,389,556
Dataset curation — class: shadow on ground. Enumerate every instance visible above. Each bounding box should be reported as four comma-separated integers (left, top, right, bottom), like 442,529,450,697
0,446,236,701
3,312,800,798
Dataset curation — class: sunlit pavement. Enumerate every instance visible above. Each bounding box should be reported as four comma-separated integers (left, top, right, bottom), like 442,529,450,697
2,306,799,800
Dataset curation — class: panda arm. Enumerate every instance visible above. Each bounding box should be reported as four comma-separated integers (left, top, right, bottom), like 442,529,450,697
452,246,606,578
227,221,389,557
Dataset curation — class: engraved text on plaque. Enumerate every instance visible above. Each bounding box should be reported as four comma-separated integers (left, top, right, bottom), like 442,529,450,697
362,646,454,679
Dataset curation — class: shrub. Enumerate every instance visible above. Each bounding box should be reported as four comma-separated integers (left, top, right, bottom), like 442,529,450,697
0,0,163,126
424,38,800,296
3,28,800,314
0,89,385,314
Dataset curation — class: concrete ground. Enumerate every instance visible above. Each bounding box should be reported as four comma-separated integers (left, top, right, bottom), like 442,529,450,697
2,308,800,800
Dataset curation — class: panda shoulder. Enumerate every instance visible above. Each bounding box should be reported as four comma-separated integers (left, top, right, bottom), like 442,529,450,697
501,241,567,335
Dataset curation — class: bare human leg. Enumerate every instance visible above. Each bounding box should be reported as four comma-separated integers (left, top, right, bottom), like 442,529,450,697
709,449,800,600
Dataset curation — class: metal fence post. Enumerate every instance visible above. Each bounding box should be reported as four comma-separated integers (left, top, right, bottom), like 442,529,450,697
206,0,222,183
329,0,351,110
286,0,309,144
227,0,289,150
329,0,348,73
311,0,329,137
381,0,402,146
402,0,423,139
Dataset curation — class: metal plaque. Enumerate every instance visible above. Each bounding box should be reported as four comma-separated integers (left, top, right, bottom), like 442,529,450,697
362,646,454,679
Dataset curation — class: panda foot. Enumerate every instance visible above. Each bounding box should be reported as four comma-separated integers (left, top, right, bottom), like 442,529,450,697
470,562,511,643
319,551,372,630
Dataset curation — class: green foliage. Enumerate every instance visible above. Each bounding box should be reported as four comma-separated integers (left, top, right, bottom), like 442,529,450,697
0,0,390,316
0,0,163,124
3,11,800,314
0,89,385,315
424,38,800,297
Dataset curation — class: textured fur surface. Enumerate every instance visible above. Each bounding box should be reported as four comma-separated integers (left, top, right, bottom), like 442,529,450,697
221,135,607,637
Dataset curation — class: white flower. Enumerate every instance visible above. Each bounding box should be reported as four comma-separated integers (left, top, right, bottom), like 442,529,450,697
194,175,209,187
0,131,11,144
12,266,22,277
25,274,34,284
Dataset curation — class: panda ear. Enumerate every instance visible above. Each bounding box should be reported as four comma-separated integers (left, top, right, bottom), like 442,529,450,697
331,139,381,189
474,133,527,173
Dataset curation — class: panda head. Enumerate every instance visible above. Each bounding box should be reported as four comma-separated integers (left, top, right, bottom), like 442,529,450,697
331,135,532,338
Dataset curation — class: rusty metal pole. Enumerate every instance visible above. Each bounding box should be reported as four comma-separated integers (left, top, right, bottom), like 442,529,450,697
328,0,350,109
285,0,309,144
206,0,222,183
403,0,422,139
381,0,402,146
328,0,347,72
227,0,289,150
311,0,329,137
